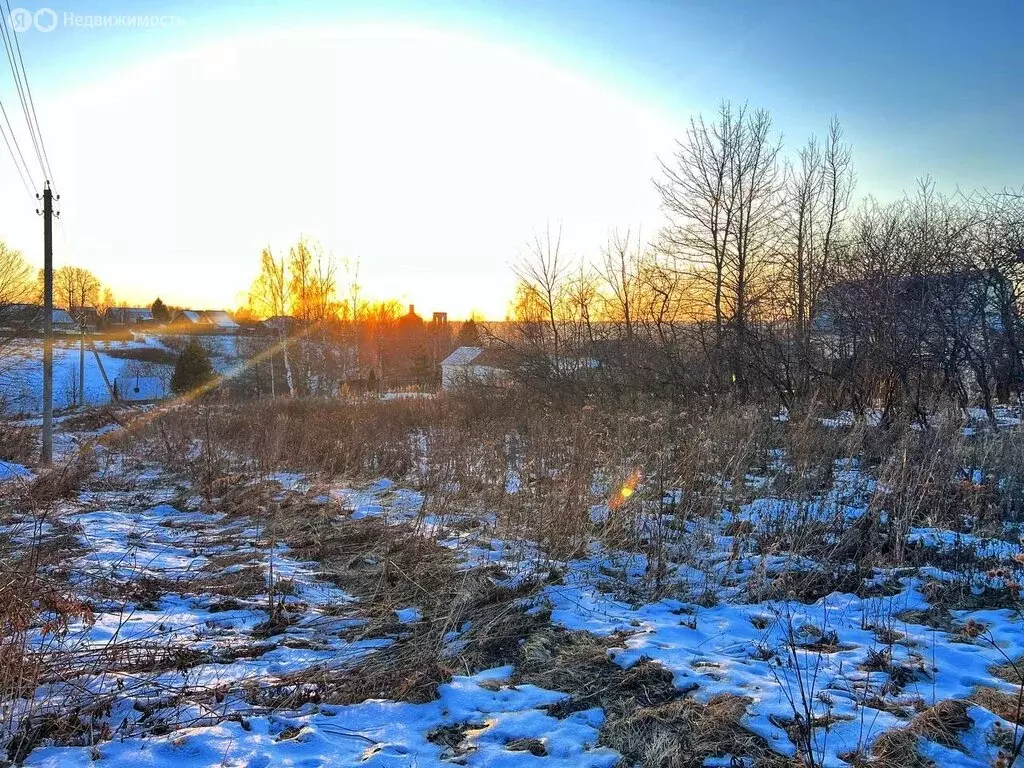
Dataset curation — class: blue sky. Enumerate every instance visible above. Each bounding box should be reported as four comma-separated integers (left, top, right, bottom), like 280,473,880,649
32,0,1016,195
4,0,1022,316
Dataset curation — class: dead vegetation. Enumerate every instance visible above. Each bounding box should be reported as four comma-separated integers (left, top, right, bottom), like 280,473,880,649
6,394,1024,765
0,420,35,464
513,628,781,767
866,699,974,767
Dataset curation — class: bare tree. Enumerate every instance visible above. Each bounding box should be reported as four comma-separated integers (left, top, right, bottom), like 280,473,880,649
656,103,739,340
600,229,644,353
780,118,853,395
0,243,32,307
49,265,101,314
512,225,568,363
249,246,292,396
657,102,784,391
817,116,854,317
249,247,288,319
0,243,35,408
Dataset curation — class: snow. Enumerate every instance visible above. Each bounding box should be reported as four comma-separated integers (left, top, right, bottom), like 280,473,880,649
0,459,31,481
9,465,621,768
9,408,1024,767
0,336,244,414
396,606,422,623
29,667,617,768
114,374,166,401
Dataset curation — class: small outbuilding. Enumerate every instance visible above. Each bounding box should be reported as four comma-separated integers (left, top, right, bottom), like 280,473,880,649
440,346,515,391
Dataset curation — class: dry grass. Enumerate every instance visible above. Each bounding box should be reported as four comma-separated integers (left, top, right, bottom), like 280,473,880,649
909,699,973,748
233,492,557,710
12,394,1024,764
0,421,35,464
869,699,974,767
515,629,676,713
603,694,784,768
868,728,933,768
21,450,97,504
105,393,1024,586
60,405,127,432
513,628,779,767
970,687,1024,725
0,568,95,761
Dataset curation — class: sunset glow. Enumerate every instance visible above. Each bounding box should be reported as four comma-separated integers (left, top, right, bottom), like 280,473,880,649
7,25,673,319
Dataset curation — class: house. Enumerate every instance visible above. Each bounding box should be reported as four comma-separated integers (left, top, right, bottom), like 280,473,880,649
105,307,154,327
199,310,239,332
440,346,516,391
114,374,166,402
171,310,203,327
811,270,1013,361
0,303,79,334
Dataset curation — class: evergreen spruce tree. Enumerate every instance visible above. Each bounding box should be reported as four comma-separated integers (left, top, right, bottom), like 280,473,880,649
151,297,170,323
171,340,214,394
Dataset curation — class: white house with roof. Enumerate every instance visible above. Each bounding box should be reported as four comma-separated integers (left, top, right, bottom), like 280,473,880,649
440,346,515,391
200,310,239,332
171,310,203,326
169,309,238,333
262,315,301,335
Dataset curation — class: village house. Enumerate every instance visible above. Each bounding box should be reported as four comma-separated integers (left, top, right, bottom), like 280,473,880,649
440,346,516,391
261,315,303,335
0,303,79,334
811,270,1014,361
105,307,155,327
170,309,240,333
113,374,167,403
170,310,203,328
200,310,240,332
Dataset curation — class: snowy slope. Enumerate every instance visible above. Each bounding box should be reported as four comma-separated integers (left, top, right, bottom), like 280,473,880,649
0,335,242,414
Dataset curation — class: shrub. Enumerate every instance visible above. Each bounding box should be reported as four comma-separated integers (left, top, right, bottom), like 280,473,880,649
170,340,214,395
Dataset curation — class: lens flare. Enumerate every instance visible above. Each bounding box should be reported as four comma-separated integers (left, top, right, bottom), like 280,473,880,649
609,467,642,510
82,319,326,450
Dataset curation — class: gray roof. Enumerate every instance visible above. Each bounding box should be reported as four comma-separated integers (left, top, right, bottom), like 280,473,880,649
0,303,77,328
201,310,239,328
107,307,154,323
441,346,483,367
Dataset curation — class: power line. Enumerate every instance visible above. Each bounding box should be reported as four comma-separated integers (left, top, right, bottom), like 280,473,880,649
0,4,45,185
0,101,34,198
0,97,37,194
2,0,52,183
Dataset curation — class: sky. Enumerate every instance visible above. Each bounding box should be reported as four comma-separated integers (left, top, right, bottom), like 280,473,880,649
0,0,1021,319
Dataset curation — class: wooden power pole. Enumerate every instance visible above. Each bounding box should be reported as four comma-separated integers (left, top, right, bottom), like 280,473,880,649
40,182,56,465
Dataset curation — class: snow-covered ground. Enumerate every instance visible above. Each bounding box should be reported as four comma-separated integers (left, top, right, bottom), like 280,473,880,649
0,335,243,414
5,410,1024,767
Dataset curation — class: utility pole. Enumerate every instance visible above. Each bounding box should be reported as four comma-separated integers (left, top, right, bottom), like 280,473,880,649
79,322,86,408
40,182,56,465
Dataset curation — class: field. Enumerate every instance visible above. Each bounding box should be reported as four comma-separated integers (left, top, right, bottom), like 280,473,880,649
4,395,1024,767
0,336,242,415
